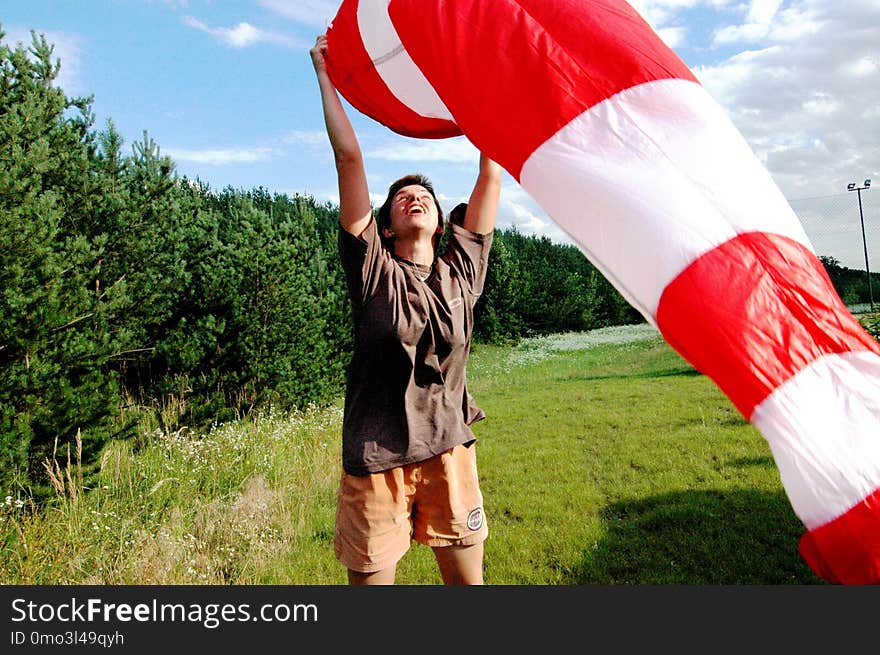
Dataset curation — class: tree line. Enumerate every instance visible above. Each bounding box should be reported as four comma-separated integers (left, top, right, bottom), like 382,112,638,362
1,30,640,494
818,256,880,308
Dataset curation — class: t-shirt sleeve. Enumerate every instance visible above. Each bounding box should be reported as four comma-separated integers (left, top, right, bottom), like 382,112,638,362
338,218,386,307
444,223,494,298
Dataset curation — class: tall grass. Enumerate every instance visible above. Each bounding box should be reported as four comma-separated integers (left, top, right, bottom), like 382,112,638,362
859,311,880,340
1,325,825,584
1,405,344,584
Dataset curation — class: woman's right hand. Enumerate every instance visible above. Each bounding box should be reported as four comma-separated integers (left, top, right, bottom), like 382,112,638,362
310,34,329,76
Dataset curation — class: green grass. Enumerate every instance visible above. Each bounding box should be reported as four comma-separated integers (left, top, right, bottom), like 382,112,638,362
0,325,824,585
469,328,821,584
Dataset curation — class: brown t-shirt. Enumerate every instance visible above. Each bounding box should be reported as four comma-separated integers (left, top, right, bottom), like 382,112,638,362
338,219,493,475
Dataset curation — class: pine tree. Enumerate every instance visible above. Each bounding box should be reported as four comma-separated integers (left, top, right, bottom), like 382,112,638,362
474,234,523,343
0,29,123,493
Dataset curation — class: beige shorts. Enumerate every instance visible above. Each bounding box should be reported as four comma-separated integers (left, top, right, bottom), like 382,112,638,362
334,443,489,573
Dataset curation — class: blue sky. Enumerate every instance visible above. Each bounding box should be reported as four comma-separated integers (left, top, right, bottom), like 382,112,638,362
3,1,879,268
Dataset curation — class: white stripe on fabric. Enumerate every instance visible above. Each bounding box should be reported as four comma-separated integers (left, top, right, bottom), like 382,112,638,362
356,0,455,121
751,351,880,530
519,78,813,321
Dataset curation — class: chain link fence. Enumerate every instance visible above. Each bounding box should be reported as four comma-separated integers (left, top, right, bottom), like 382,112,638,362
790,189,878,273
790,189,878,313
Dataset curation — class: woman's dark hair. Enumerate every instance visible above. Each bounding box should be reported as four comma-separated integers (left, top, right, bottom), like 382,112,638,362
449,202,468,226
376,174,445,249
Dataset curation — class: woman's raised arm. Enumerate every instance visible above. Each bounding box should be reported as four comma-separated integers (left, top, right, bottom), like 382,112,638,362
462,153,502,235
310,34,372,237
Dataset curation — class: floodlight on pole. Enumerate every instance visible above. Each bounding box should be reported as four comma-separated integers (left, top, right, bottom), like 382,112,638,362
847,179,874,312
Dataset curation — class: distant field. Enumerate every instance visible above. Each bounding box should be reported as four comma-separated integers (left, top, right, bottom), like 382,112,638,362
849,303,876,315
1,325,823,585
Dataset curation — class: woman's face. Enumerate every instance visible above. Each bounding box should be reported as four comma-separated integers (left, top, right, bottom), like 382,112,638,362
387,184,441,239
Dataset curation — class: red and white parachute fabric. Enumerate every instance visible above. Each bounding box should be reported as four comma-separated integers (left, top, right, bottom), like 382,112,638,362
325,0,880,583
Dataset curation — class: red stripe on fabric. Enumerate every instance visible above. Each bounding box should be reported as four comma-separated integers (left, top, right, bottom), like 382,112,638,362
326,0,461,139
388,0,696,178
656,232,880,418
799,487,880,584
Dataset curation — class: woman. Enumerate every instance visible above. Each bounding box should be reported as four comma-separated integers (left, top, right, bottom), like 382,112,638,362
311,34,502,585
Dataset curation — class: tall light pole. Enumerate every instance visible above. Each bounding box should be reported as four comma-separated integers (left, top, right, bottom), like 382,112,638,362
847,179,874,312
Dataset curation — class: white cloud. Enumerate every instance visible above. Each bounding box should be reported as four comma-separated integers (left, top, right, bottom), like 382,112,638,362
801,92,840,117
182,16,303,49
490,184,574,244
747,0,784,25
713,22,770,44
257,0,340,28
695,1,880,200
713,0,823,45
165,146,277,165
366,136,479,163
847,56,880,78
505,201,549,233
282,130,329,146
682,0,880,268
628,0,701,30
657,26,688,48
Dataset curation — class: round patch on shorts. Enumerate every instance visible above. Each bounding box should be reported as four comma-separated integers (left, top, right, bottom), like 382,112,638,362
467,507,484,531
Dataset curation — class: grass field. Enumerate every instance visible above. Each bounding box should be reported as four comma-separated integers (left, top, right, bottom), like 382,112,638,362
468,326,822,584
0,324,825,585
